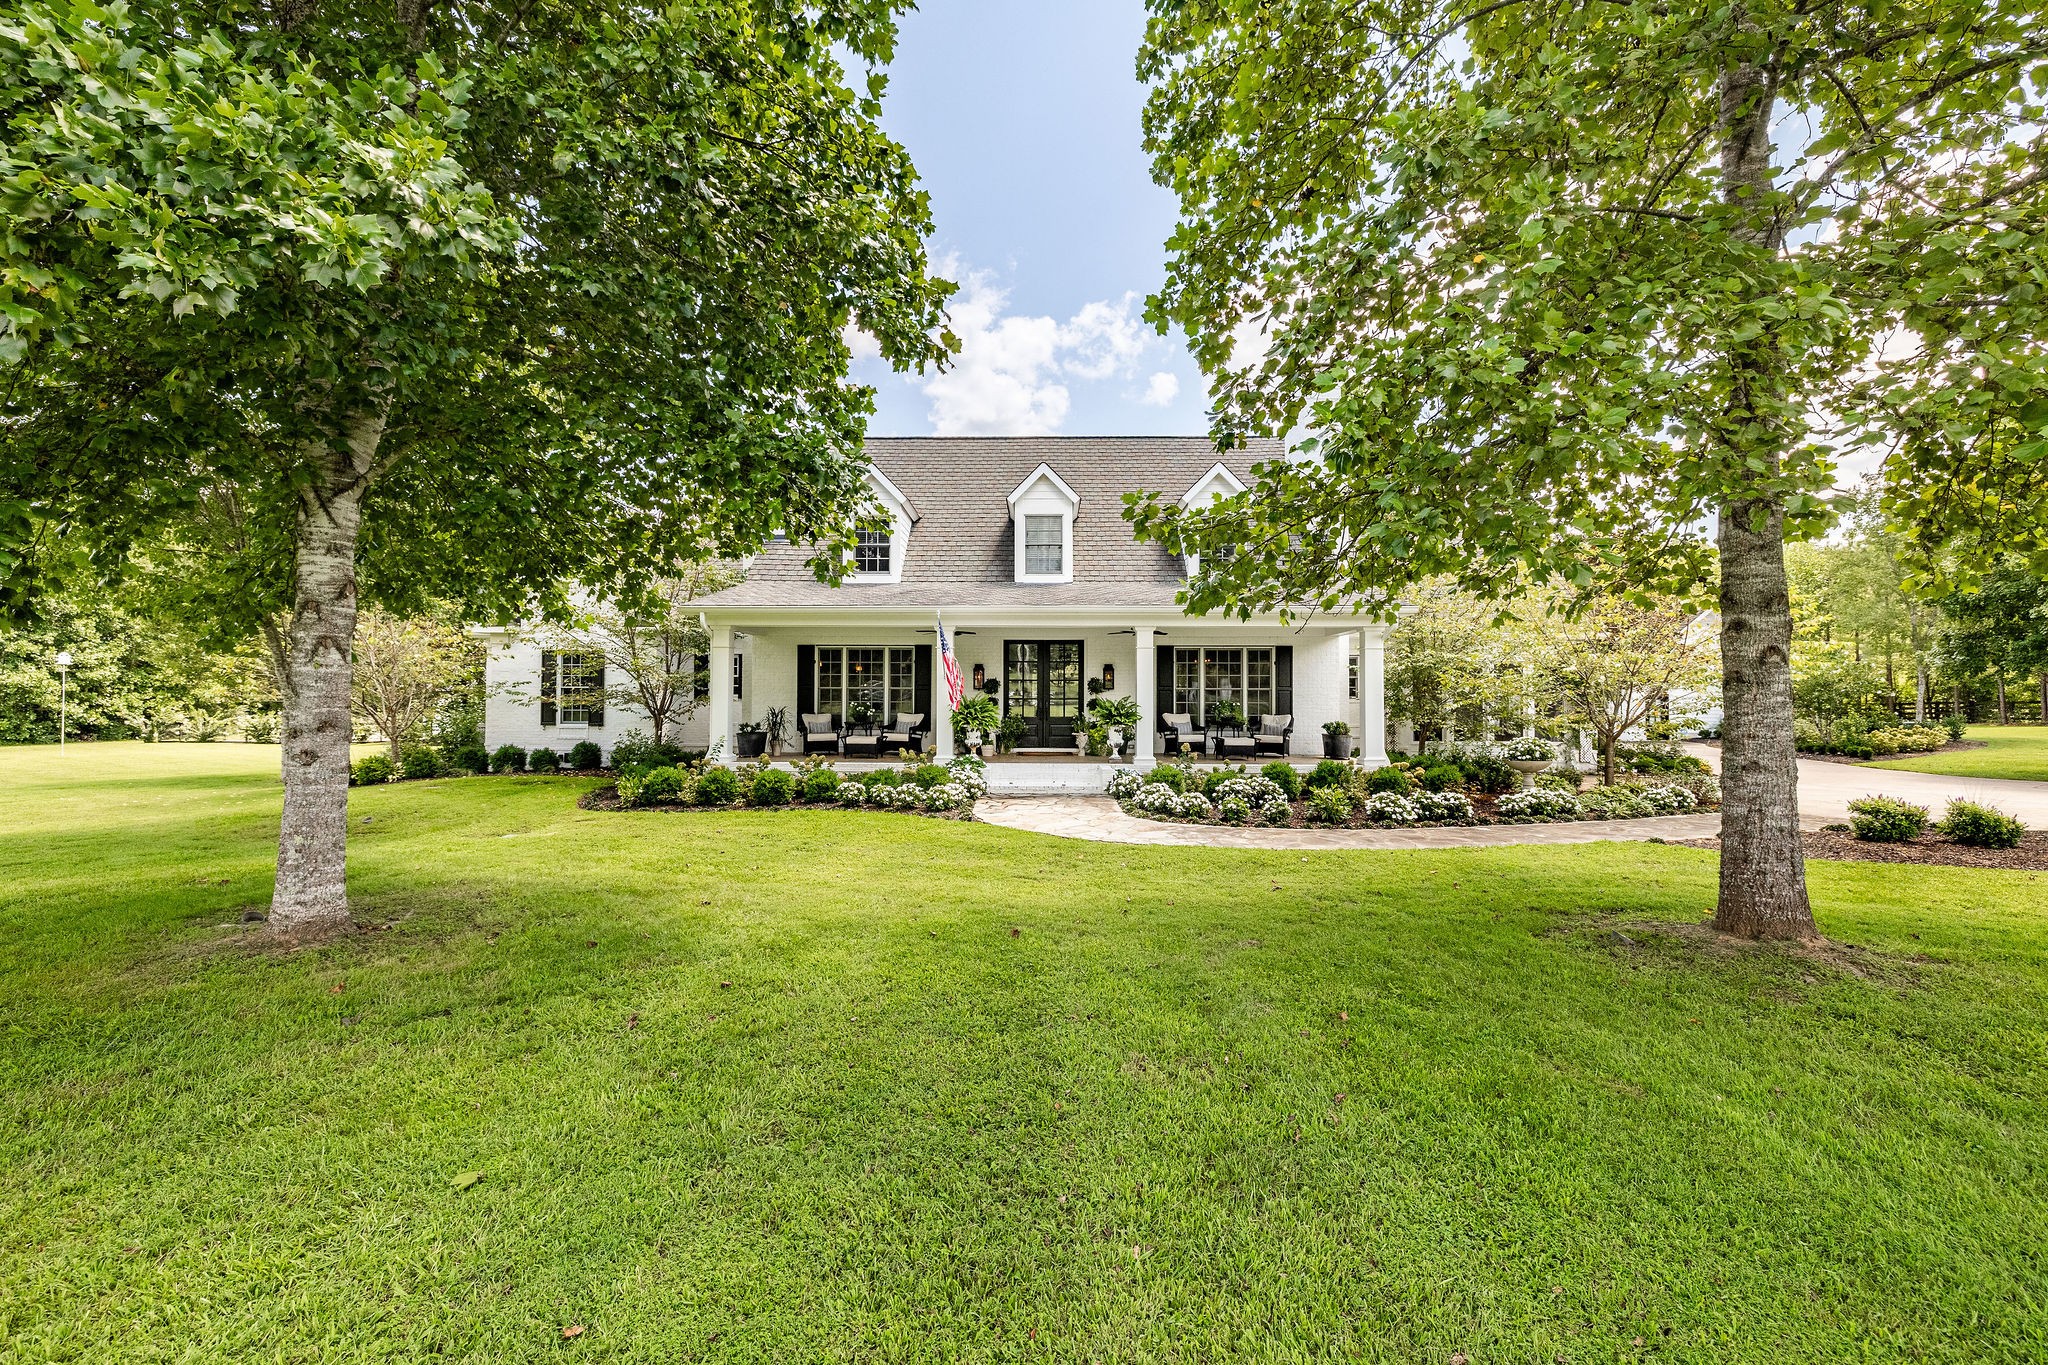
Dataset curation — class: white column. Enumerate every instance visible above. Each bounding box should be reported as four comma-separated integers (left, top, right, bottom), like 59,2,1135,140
707,624,734,762
1132,625,1156,770
1357,625,1389,766
933,628,953,762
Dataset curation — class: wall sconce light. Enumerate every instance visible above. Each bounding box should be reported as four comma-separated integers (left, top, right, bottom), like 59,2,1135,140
972,662,985,689
1102,662,1115,690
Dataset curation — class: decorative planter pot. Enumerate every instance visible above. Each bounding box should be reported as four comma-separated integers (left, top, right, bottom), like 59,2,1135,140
1507,758,1549,789
1323,734,1354,759
735,731,768,759
978,743,995,759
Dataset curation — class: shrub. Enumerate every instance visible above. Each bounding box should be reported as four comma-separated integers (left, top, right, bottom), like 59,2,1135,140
609,731,690,773
445,743,490,774
694,766,740,806
911,763,951,790
1360,791,1420,824
398,745,443,780
1502,736,1554,762
489,744,528,774
1213,775,1290,819
1635,785,1701,815
1847,796,1929,842
1939,799,2025,849
613,771,649,807
1201,766,1247,799
1535,767,1582,795
1105,769,1146,799
1149,765,1190,793
1944,714,1967,743
1216,796,1253,824
566,740,603,771
750,768,795,806
1306,785,1353,822
802,768,843,803
1496,788,1581,821
527,746,561,773
1456,752,1518,795
1306,759,1351,790
1413,791,1476,822
1128,784,1214,819
1577,786,1654,820
1620,744,1711,776
640,766,689,804
349,753,397,786
861,768,903,789
1416,762,1464,793
1261,761,1302,799
919,782,973,812
1363,765,1412,795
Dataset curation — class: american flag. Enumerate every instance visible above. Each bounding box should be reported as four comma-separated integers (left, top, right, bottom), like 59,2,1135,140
938,612,964,710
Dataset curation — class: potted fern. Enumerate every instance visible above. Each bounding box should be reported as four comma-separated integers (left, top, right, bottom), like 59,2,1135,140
955,693,1001,757
1089,694,1142,759
1323,719,1353,759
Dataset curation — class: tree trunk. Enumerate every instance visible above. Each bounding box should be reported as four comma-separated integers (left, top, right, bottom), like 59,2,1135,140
269,409,385,937
1711,55,1815,941
1997,677,2009,726
1915,664,1928,723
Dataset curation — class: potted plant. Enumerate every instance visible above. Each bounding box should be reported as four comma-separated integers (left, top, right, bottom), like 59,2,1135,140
1207,697,1245,733
846,699,878,734
735,720,768,759
998,714,1027,755
955,694,1001,757
765,706,790,756
1088,694,1142,759
1323,719,1353,759
1501,735,1554,788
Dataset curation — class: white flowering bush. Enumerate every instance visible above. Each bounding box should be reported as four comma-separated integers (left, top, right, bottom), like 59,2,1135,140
1412,791,1475,822
1127,783,1214,819
1212,775,1291,821
1216,796,1253,824
1497,788,1582,820
1105,769,1147,799
946,755,989,797
920,782,974,811
838,783,869,807
1361,791,1422,824
1636,785,1700,815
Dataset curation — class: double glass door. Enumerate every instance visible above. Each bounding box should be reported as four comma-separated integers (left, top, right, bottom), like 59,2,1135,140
1004,641,1083,748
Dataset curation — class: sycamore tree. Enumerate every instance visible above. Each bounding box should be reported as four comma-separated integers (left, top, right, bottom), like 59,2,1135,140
1132,0,2048,940
1,2,951,936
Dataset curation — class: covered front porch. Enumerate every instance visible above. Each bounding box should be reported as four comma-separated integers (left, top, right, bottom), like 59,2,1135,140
696,605,1391,771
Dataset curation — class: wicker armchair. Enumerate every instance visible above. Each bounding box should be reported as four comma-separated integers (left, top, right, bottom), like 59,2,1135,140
798,712,842,756
1251,712,1294,758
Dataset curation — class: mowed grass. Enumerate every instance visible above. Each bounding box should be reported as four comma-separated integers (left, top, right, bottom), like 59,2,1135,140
3,745,2046,1363
1869,723,2048,782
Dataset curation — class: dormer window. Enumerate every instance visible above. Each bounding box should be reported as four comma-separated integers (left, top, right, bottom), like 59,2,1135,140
1024,516,1064,575
849,467,916,583
1178,461,1248,578
854,526,893,575
1008,463,1079,584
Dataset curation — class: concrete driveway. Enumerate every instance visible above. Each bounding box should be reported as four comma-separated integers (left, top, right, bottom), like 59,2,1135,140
1686,743,2048,826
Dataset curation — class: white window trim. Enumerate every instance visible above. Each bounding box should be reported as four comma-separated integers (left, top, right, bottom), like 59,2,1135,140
1007,463,1078,585
1179,462,1247,579
848,469,914,584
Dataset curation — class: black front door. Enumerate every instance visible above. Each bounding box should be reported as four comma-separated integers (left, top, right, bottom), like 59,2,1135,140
1005,640,1084,748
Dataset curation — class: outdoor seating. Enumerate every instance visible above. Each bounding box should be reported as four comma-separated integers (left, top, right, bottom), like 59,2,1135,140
1252,712,1294,758
1160,712,1206,758
799,712,842,756
1218,729,1257,760
880,711,928,754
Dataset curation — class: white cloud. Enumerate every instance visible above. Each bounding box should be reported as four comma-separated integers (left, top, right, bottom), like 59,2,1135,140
842,321,882,363
1141,371,1180,406
919,263,1161,436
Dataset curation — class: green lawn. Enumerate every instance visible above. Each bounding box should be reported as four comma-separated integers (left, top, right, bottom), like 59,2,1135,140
1869,723,2048,782
4,745,2046,1363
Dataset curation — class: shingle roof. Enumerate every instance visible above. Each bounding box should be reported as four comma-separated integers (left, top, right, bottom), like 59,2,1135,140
695,435,1279,610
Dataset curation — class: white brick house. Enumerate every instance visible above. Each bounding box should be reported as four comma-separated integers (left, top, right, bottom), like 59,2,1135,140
480,437,1390,771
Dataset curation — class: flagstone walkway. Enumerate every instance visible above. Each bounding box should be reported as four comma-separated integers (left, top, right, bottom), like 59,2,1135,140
974,796,1727,850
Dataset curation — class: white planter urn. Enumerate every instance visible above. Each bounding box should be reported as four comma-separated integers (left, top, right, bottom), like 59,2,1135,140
1507,758,1550,790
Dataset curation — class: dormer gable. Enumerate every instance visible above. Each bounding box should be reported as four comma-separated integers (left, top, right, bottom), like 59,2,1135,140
851,466,918,583
1006,463,1079,584
1178,462,1247,577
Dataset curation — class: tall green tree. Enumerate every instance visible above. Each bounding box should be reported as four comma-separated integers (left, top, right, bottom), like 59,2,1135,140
1133,0,2047,939
1,1,951,935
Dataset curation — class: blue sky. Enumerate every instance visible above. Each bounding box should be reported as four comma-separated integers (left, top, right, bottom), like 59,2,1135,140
847,1,1210,438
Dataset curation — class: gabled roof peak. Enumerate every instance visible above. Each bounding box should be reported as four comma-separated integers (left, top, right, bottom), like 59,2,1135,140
1006,462,1080,509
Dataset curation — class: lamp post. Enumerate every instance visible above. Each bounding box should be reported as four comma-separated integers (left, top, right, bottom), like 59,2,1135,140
55,650,72,753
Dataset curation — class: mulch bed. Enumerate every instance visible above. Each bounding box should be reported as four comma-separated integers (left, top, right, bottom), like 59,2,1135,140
1677,828,2048,871
1129,792,1719,832
1696,738,1986,768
